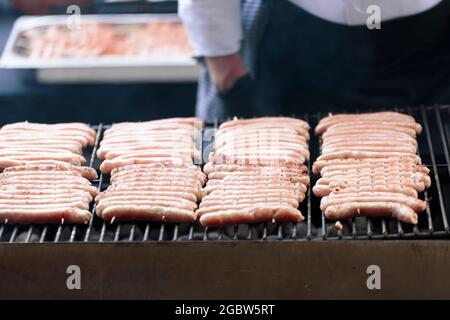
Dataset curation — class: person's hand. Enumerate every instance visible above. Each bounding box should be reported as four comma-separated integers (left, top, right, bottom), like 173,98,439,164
206,53,248,92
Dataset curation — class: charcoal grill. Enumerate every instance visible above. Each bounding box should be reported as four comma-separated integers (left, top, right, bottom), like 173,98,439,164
0,105,449,300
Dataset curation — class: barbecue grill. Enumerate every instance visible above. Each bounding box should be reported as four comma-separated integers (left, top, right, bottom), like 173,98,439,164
0,105,449,299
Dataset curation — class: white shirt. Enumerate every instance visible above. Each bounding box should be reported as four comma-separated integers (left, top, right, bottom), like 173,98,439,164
178,0,442,56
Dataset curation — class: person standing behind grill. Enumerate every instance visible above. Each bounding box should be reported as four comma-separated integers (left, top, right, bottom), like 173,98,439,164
178,0,450,122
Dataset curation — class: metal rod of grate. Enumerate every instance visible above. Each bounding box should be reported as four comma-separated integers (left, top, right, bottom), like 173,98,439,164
0,106,449,243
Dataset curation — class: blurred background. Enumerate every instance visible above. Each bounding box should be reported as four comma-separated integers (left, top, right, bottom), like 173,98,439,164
0,0,197,123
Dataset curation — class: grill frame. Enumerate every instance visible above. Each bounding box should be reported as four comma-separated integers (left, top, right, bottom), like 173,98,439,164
0,105,449,243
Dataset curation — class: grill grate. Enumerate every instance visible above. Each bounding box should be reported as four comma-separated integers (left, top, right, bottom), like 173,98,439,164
0,105,449,243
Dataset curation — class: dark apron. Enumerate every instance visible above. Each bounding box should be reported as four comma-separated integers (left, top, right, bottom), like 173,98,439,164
196,0,450,122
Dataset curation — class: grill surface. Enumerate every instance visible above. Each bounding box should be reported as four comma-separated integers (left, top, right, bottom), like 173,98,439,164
0,105,449,243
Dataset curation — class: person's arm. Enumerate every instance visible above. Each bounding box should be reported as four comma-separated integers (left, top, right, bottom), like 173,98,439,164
178,0,247,91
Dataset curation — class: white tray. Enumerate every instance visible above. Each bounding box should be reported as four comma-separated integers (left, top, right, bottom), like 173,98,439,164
0,14,199,83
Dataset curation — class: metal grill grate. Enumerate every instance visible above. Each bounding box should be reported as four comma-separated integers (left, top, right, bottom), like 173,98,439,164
0,105,449,243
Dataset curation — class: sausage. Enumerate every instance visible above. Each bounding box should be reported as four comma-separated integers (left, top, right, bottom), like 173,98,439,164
2,121,95,135
110,162,201,173
111,170,206,185
96,199,197,215
217,121,308,132
320,122,422,136
322,139,418,148
205,180,303,190
4,127,93,143
203,162,308,175
102,131,197,143
216,140,308,149
199,206,304,227
321,145,417,154
215,144,310,158
199,197,300,208
313,156,421,173
0,130,95,146
108,179,202,191
0,200,89,210
209,153,306,166
110,171,204,183
103,185,205,200
108,152,192,162
320,173,430,188
321,135,417,147
98,144,198,159
0,207,91,224
2,163,97,180
323,129,418,140
111,168,205,178
316,177,426,193
319,169,427,180
100,157,193,174
0,171,95,182
99,205,196,223
207,188,302,196
0,145,82,153
196,201,299,215
0,149,82,156
96,191,198,203
316,151,421,162
0,197,89,206
103,124,197,134
320,193,426,212
97,195,197,205
208,172,310,185
0,150,83,158
216,171,309,184
0,141,83,151
324,202,418,224
105,182,201,192
211,149,308,161
99,139,196,147
315,160,426,175
2,183,98,197
312,184,418,198
0,177,93,188
315,112,417,134
0,155,85,168
0,175,93,186
320,162,429,174
99,136,194,146
316,119,421,135
321,168,428,179
111,175,200,186
103,150,195,161
0,137,85,148
217,127,310,141
0,132,92,147
218,117,309,131
215,132,308,148
204,184,306,196
106,117,202,131
0,192,93,203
